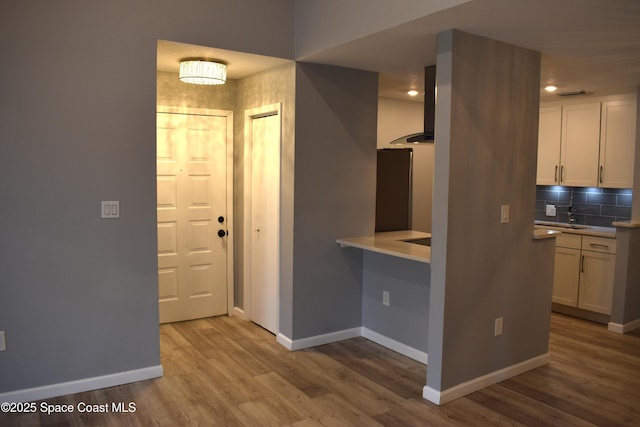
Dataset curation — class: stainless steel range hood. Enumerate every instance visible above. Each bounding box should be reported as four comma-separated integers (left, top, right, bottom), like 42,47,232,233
390,65,435,144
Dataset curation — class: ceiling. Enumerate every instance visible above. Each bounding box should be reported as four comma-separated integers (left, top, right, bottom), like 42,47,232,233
157,40,291,80
158,0,640,103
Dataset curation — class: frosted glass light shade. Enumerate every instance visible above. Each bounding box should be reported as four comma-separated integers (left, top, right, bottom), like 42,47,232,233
179,59,226,85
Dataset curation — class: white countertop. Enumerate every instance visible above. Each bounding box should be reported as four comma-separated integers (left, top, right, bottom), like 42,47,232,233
534,221,616,238
533,228,562,240
336,230,431,264
612,220,640,229
338,227,564,262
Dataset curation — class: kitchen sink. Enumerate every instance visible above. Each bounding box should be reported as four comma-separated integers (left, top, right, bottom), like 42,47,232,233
402,237,431,246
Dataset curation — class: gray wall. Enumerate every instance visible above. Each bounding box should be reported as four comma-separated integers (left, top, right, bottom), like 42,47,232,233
289,62,378,339
633,87,640,220
428,30,555,391
612,228,640,325
611,88,640,329
362,252,430,352
621,230,640,323
0,0,294,394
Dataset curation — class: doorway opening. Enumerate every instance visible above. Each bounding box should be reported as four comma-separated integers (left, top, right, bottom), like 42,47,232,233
155,39,291,342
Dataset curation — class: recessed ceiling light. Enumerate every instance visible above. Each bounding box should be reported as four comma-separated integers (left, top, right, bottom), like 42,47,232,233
407,90,419,97
544,85,557,93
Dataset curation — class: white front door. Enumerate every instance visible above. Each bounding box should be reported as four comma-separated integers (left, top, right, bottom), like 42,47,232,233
156,109,232,323
246,107,281,334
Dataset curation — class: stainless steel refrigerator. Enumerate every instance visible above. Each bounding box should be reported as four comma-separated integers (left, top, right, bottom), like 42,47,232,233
375,148,413,232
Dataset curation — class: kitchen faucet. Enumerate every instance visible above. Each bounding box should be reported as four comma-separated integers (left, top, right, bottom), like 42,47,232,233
558,188,577,224
566,206,577,224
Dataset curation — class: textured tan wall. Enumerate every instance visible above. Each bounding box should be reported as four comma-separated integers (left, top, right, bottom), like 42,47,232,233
157,71,237,110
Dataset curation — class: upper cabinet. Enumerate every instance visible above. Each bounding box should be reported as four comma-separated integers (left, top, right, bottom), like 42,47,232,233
561,103,602,187
599,100,637,188
537,106,563,185
537,95,637,188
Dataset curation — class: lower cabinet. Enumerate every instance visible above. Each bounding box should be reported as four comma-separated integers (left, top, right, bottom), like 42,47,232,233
579,238,616,314
552,233,616,315
552,245,581,307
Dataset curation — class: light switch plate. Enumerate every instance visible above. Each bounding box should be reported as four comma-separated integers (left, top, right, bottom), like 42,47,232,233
101,201,120,219
500,205,510,224
546,204,557,216
0,331,6,351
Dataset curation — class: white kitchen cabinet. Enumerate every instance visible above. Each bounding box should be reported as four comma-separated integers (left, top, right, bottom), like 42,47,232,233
551,233,582,306
537,106,563,185
599,99,637,188
537,95,638,188
578,236,616,315
560,103,602,187
551,233,616,316
552,246,581,306
536,102,601,186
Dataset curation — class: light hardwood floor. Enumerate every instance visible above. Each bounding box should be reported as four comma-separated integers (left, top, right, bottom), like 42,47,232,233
2,313,639,426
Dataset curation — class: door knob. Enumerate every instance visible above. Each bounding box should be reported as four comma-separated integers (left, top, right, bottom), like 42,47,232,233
218,229,226,238
218,216,225,223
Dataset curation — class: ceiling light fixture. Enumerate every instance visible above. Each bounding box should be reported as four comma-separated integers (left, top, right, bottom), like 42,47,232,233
544,85,557,92
179,58,227,85
407,90,419,97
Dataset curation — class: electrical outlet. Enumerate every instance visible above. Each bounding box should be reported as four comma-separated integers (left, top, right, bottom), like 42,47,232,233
494,318,504,336
383,291,390,306
0,331,6,351
500,205,510,224
546,204,556,216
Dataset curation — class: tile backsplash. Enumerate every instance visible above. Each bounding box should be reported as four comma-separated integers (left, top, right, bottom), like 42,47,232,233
535,186,632,228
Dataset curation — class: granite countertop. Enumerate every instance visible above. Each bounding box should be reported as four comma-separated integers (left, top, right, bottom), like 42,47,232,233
336,230,431,264
534,220,616,238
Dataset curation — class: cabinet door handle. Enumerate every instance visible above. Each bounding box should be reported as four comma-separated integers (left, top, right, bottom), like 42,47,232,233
581,254,585,273
599,166,604,184
555,165,558,182
560,165,564,182
590,243,609,249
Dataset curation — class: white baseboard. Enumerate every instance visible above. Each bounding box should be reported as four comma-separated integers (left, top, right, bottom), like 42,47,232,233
277,327,361,351
0,365,163,403
277,327,428,366
608,322,624,334
232,306,246,319
361,328,428,364
422,353,550,405
422,384,442,405
276,333,293,350
608,318,640,334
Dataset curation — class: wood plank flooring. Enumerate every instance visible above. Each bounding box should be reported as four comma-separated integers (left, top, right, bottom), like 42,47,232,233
2,313,639,426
